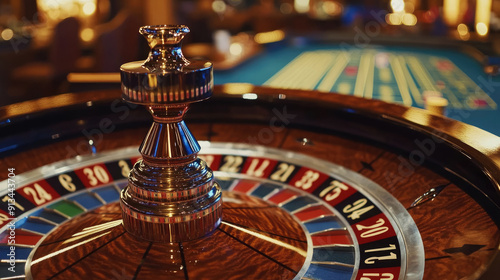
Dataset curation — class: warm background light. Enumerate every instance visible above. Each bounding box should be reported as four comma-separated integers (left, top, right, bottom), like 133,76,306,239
323,1,342,17
443,0,466,26
229,43,243,56
477,22,489,36
82,2,97,16
295,0,310,13
212,0,227,13
37,0,98,24
80,28,94,42
402,13,417,26
254,30,285,44
386,13,402,25
1,28,14,40
391,0,405,13
475,0,492,37
457,23,470,40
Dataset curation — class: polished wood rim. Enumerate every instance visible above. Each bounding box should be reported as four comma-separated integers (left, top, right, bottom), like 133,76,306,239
2,84,499,206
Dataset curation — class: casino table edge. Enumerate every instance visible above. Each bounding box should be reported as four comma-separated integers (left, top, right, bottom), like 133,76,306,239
1,84,500,201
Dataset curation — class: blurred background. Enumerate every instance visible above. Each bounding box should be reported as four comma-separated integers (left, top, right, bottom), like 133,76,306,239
0,0,499,106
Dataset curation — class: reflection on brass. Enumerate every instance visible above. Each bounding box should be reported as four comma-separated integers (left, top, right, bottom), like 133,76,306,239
119,25,222,242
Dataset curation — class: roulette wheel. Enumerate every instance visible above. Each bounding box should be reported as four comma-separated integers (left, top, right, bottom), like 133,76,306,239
0,25,499,280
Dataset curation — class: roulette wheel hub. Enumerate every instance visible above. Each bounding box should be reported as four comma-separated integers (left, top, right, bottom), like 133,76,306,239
118,24,222,243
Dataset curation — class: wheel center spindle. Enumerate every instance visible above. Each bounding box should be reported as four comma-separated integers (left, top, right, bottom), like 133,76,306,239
119,25,222,242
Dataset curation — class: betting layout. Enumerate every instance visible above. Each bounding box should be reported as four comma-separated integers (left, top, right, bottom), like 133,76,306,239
263,48,497,110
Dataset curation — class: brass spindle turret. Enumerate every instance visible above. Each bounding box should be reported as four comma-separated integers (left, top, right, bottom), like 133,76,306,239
119,25,222,242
